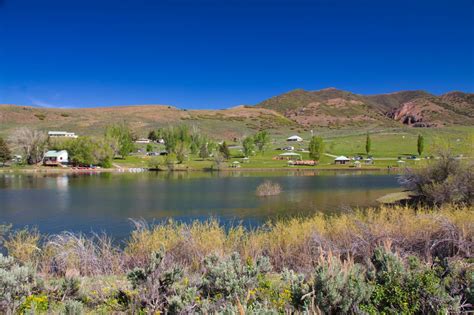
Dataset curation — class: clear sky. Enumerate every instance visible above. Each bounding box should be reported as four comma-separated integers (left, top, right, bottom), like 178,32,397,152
0,0,472,109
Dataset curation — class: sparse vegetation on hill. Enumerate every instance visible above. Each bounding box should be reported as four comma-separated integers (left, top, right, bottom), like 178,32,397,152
257,88,474,128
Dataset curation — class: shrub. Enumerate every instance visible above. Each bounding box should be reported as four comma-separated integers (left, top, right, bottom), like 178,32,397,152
400,153,473,205
256,180,282,197
0,254,38,313
63,299,84,315
127,250,183,312
364,247,459,314
200,253,271,300
309,256,372,313
4,227,41,268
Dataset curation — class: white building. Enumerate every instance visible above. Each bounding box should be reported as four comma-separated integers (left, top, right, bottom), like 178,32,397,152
43,150,69,166
287,135,303,142
334,156,351,165
48,131,78,138
135,138,151,144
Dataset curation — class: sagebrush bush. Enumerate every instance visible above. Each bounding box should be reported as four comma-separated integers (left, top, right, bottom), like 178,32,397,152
0,254,39,313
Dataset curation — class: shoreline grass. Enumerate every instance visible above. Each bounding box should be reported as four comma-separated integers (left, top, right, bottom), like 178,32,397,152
1,204,472,313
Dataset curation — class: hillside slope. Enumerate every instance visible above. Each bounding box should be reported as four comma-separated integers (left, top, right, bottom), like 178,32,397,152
0,104,295,139
257,88,474,128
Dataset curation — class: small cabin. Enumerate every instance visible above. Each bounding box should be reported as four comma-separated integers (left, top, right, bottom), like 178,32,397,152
43,150,69,166
334,156,350,165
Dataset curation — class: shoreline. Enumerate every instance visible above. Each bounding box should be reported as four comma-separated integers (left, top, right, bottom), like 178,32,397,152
0,165,402,174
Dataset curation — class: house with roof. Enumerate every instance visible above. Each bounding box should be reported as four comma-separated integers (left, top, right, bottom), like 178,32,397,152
334,156,351,165
43,150,69,166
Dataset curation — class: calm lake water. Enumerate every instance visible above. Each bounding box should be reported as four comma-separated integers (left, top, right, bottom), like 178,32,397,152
0,171,401,239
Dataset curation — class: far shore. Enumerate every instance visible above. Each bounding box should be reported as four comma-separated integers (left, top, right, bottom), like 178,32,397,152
0,165,402,174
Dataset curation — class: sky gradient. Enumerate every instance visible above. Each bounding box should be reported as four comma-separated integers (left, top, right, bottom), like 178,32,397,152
0,0,473,109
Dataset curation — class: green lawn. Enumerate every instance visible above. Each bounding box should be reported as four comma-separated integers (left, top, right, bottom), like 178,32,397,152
112,126,473,170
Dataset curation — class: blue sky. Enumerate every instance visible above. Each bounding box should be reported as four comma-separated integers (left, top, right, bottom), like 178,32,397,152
0,0,472,109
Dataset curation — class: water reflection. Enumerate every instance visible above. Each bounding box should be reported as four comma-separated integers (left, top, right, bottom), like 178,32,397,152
0,171,401,239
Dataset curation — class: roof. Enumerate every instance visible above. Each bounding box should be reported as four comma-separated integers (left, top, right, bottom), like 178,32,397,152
48,131,75,135
334,156,350,161
44,150,68,157
287,135,303,140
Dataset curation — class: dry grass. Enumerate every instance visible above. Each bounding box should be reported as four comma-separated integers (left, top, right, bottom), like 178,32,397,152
256,180,282,197
3,205,472,276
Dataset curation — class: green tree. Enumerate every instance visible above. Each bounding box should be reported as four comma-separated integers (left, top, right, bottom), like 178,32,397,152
199,142,210,159
175,141,189,164
254,131,270,154
308,136,324,161
105,123,134,158
148,130,158,142
0,137,11,166
146,144,153,153
365,132,371,155
219,141,231,160
417,134,424,156
242,136,255,157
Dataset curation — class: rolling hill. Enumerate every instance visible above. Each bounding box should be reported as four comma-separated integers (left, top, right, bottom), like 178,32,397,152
1,88,473,139
0,104,295,139
257,88,474,128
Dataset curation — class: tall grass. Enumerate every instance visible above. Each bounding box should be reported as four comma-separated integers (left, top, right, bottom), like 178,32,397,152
3,205,472,276
1,205,472,313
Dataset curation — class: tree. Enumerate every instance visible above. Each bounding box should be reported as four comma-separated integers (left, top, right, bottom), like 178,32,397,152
148,130,158,142
0,136,11,166
175,141,189,164
8,128,47,164
51,136,114,167
242,136,255,157
365,132,371,155
254,131,270,154
219,141,231,160
417,134,424,156
308,136,324,161
146,144,153,153
199,142,210,159
105,123,134,158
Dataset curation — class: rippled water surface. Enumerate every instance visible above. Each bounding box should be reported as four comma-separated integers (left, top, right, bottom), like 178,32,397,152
0,171,401,239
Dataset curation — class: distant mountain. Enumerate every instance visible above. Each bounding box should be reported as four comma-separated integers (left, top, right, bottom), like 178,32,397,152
257,88,474,128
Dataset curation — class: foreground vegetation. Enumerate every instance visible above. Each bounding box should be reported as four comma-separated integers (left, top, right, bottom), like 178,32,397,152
1,205,472,314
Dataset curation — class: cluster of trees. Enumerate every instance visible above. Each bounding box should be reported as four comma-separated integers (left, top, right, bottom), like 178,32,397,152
50,137,114,168
241,131,270,157
1,123,135,167
148,125,217,163
50,123,135,167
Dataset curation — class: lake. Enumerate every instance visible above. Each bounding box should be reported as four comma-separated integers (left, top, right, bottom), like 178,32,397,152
0,171,401,239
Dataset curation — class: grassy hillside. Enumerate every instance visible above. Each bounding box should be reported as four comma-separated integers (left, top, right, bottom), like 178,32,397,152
0,104,295,139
